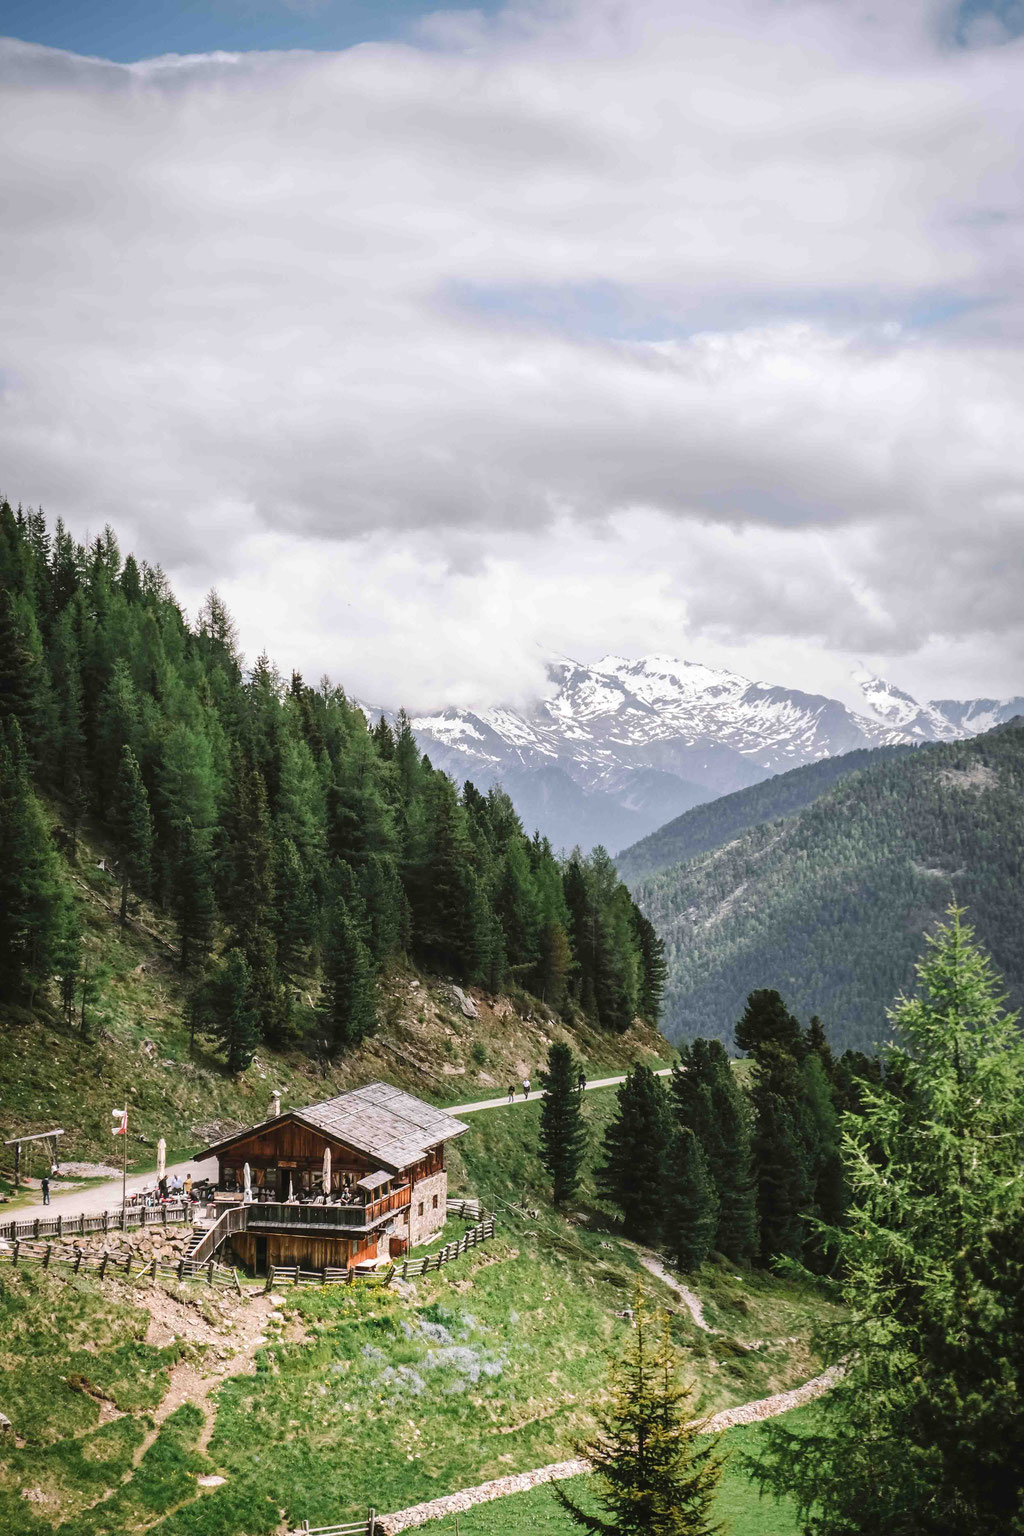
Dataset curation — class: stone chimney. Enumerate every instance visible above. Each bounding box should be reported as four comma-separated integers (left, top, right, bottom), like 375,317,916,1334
268,1089,282,1120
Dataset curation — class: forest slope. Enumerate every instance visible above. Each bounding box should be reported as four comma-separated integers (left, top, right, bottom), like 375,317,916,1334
635,722,1024,1052
616,742,917,880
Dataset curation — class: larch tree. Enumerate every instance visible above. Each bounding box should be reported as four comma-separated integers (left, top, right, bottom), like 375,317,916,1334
756,909,1024,1536
553,1286,723,1536
539,1041,589,1206
318,896,377,1056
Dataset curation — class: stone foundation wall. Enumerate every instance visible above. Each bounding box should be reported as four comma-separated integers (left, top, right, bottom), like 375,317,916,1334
407,1169,447,1247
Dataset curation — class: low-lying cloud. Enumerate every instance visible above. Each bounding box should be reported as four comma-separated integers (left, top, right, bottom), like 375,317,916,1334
1,0,1023,706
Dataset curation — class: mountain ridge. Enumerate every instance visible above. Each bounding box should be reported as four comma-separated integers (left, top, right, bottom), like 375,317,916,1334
367,656,1024,854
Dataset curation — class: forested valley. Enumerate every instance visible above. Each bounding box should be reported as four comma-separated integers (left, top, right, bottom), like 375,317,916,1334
634,722,1024,1053
0,500,665,1070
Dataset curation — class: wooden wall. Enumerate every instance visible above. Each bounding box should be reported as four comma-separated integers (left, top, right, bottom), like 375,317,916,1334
230,1228,380,1274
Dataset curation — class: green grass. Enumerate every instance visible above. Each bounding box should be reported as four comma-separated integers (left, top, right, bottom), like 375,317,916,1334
414,1417,808,1534
0,1075,836,1535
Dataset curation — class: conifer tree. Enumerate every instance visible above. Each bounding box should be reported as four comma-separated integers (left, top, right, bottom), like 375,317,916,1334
539,1041,589,1205
635,909,668,1023
673,1041,757,1265
0,720,74,1001
664,1129,719,1272
0,587,39,745
110,744,153,927
756,910,1024,1535
318,897,377,1056
750,1060,812,1264
554,1287,723,1536
172,817,216,971
207,948,259,1074
225,755,283,1042
735,989,804,1061
599,1066,672,1243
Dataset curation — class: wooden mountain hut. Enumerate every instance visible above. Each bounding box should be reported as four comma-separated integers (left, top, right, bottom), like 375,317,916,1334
201,1083,469,1274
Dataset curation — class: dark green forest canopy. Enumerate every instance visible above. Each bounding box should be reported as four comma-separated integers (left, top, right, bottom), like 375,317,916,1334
635,724,1024,1054
616,742,918,883
0,500,664,1055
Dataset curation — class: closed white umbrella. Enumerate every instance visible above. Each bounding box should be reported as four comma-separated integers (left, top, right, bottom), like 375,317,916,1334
243,1161,252,1206
156,1139,166,1180
287,1172,293,1202
322,1146,331,1198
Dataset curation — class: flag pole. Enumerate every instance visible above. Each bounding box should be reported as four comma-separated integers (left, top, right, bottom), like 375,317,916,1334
122,1110,127,1226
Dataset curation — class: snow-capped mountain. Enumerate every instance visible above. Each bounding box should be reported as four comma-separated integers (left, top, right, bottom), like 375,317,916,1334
381,657,1024,853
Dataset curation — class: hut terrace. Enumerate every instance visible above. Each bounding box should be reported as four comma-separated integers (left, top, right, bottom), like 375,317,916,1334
202,1083,468,1274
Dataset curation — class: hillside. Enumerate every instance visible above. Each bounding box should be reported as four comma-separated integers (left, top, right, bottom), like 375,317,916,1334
616,742,918,882
0,499,669,1185
0,808,667,1192
0,1078,837,1535
634,723,1024,1052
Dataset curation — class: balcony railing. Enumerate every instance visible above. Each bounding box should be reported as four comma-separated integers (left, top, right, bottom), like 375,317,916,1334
247,1185,411,1233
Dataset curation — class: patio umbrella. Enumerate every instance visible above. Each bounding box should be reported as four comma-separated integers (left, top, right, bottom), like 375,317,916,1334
243,1162,252,1205
156,1139,166,1180
287,1172,293,1201
322,1146,331,1196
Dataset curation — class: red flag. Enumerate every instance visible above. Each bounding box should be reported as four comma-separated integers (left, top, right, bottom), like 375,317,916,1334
111,1107,127,1137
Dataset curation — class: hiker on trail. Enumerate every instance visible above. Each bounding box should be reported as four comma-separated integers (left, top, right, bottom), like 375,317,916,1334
507,1085,516,1103
577,1069,587,1092
41,1175,50,1206
522,1077,531,1100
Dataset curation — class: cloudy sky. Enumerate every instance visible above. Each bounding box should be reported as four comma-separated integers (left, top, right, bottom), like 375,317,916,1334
2,0,1024,712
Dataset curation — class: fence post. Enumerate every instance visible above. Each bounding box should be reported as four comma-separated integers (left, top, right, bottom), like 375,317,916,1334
265,1265,276,1295
207,1259,214,1287
177,1256,186,1281
43,1243,51,1270
233,1267,242,1297
99,1254,109,1279
33,1218,40,1239
162,1205,167,1226
74,1248,83,1273
369,1508,377,1534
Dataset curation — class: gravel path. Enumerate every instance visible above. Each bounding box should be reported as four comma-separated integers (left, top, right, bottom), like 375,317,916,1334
445,1069,671,1116
635,1250,716,1332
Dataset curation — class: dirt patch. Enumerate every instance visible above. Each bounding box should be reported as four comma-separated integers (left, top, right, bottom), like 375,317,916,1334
937,763,998,793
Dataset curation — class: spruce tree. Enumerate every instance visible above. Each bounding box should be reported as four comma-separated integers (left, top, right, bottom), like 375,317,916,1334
750,1063,811,1264
110,744,153,927
554,1287,723,1536
318,897,377,1056
664,1129,718,1272
0,587,38,743
757,910,1024,1535
635,909,668,1023
172,817,216,971
539,1041,589,1206
599,1066,671,1244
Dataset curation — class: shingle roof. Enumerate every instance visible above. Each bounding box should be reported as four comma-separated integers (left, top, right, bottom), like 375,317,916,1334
299,1083,469,1171
202,1082,468,1172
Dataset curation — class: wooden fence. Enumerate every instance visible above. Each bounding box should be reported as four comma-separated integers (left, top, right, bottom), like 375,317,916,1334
291,1514,379,1535
265,1214,497,1290
395,1215,496,1279
2,1202,194,1244
445,1196,481,1220
265,1262,396,1291
0,1237,242,1291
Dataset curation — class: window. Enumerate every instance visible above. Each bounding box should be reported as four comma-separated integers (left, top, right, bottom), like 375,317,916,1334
418,1202,424,1216
432,1194,438,1209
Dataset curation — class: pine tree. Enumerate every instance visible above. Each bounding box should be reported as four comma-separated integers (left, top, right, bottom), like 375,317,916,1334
110,745,153,927
599,1066,672,1244
318,897,377,1056
750,1067,811,1264
207,948,260,1074
664,1129,718,1272
539,1041,589,1205
735,989,804,1061
672,1042,757,1265
756,910,1024,1535
635,909,668,1023
0,587,39,745
554,1287,723,1536
172,817,216,971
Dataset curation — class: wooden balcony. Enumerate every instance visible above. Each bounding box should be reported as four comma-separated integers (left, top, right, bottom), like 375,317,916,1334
247,1184,411,1234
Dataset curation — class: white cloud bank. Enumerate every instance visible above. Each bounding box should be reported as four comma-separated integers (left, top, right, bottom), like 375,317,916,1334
1,1,1023,707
